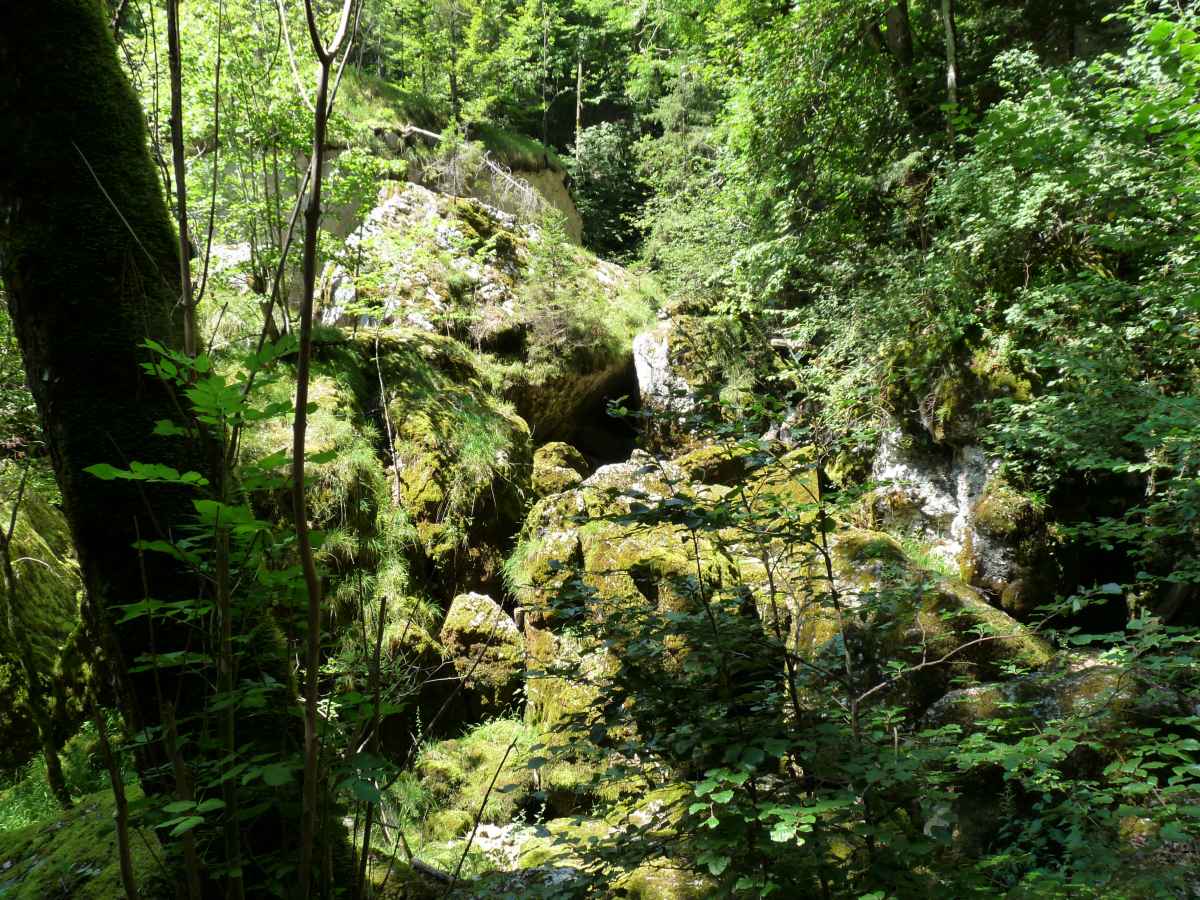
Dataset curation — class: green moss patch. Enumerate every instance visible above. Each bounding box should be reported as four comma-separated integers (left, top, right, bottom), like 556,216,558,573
0,787,167,899
0,475,84,770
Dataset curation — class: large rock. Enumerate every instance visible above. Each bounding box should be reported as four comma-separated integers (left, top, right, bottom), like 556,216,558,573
531,441,591,498
793,530,1053,712
0,483,85,770
924,657,1186,738
865,424,1056,618
318,182,650,445
633,319,693,417
439,593,525,718
378,330,533,594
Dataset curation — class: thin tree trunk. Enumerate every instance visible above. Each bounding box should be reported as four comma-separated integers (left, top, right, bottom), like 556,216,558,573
163,704,203,900
294,54,333,899
166,0,198,357
90,696,137,900
575,52,583,152
296,3,357,894
942,0,960,130
942,0,959,106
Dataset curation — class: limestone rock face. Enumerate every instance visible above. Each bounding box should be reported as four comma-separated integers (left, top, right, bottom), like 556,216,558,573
633,319,693,416
317,181,649,446
439,592,525,717
866,424,1054,617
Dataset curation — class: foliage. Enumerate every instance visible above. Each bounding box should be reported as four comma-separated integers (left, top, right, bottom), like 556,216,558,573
568,122,645,256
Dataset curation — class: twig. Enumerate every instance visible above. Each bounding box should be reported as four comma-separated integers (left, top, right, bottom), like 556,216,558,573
447,734,520,893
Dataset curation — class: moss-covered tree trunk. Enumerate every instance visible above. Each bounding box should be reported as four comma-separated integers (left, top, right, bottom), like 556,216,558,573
0,0,193,776
0,0,301,890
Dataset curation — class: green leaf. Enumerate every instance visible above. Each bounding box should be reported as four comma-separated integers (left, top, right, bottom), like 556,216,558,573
153,419,187,437
770,822,798,843
163,800,196,814
260,763,294,787
169,816,205,837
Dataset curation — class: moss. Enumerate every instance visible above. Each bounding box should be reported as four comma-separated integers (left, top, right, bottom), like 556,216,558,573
784,530,1052,712
672,442,754,485
336,181,651,442
524,626,603,731
0,787,169,899
532,442,590,498
516,816,611,870
0,479,85,769
439,593,524,715
413,718,537,833
614,858,716,898
368,329,534,590
426,809,475,842
972,477,1039,538
667,315,780,409
469,122,565,173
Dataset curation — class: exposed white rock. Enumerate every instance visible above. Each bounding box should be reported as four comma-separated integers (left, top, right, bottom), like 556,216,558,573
632,321,692,414
870,424,1000,569
471,823,538,869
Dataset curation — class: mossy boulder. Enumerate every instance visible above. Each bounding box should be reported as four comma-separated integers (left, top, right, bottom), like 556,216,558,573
324,182,651,444
786,530,1052,714
614,859,716,899
439,592,524,717
961,475,1054,619
413,718,536,837
634,315,778,452
0,481,85,770
376,329,533,593
671,442,755,485
532,441,590,497
0,788,169,899
924,659,1186,738
524,622,608,732
887,348,1032,447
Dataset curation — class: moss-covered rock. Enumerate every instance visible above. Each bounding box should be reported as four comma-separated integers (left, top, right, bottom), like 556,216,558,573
924,658,1185,736
524,624,608,732
671,442,754,485
412,718,536,837
532,441,590,497
635,314,778,452
322,182,651,445
785,530,1052,713
375,329,533,593
0,480,85,770
439,592,524,717
961,474,1055,619
614,858,716,899
0,788,169,899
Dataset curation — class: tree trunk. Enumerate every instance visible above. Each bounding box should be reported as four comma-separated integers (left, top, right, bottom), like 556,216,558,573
883,1,914,67
942,0,959,108
0,0,198,782
575,52,583,152
0,0,299,891
166,0,198,357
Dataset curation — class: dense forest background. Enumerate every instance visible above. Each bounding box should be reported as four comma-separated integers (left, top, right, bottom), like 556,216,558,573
0,0,1198,897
